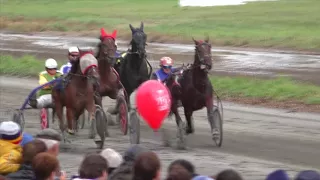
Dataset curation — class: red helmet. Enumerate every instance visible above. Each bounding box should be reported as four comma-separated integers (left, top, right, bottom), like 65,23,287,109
160,57,173,67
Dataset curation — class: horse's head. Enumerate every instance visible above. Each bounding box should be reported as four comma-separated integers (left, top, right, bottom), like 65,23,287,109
193,37,212,72
97,28,117,64
129,22,147,58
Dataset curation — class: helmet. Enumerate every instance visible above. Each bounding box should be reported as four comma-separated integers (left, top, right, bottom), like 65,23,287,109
160,57,173,67
45,58,58,69
68,47,79,54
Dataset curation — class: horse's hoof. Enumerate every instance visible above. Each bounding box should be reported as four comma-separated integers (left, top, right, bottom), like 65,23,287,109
94,140,104,149
185,128,193,135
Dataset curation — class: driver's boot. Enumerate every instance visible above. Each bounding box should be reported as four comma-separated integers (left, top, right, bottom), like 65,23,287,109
29,98,38,108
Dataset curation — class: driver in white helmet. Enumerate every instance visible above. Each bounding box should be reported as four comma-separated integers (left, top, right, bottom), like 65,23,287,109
60,47,80,74
29,58,62,108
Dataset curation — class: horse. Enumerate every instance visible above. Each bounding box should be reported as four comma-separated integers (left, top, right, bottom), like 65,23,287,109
115,22,151,110
165,37,219,147
96,28,121,99
52,49,102,143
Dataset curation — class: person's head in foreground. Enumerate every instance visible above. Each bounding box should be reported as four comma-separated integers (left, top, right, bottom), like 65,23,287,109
36,128,61,156
22,139,47,164
0,121,23,145
133,151,161,180
166,166,192,180
77,153,109,180
168,159,197,178
32,152,60,180
215,169,243,180
266,169,290,180
123,144,150,163
100,148,123,174
295,170,320,180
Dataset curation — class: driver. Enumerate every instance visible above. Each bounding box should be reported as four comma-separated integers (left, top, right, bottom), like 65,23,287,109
151,56,176,83
60,47,80,74
29,58,62,109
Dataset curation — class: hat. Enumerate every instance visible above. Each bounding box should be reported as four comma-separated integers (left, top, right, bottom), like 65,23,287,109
68,47,79,53
266,169,290,180
0,121,22,144
295,170,320,180
100,148,123,168
123,145,149,162
36,128,61,141
192,175,214,180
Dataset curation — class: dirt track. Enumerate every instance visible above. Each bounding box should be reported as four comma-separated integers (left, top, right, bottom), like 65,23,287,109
0,76,319,180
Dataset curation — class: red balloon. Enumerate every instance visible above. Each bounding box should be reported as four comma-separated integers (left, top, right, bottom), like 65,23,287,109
136,80,171,130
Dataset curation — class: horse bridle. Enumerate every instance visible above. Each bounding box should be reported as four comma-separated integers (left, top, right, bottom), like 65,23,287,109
195,42,212,69
99,38,117,63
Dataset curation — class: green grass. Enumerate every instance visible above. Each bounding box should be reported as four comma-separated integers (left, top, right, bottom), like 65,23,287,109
1,54,319,105
1,0,320,51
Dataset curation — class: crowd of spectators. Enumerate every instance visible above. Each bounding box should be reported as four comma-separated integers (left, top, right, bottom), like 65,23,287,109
0,121,319,180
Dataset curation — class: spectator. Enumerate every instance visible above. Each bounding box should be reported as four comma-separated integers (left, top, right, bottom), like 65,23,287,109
6,139,47,180
0,121,23,175
265,169,290,180
133,151,161,180
72,153,108,180
215,169,243,180
32,152,64,180
168,159,198,178
109,145,150,180
166,166,192,180
100,148,123,174
20,133,34,147
295,170,320,180
35,128,61,156
193,176,214,180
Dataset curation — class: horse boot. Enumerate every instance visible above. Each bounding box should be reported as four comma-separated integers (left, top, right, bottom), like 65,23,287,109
67,128,75,135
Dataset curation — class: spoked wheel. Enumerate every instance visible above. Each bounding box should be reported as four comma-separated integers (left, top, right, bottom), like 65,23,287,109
117,95,128,135
211,107,223,147
40,108,49,130
95,105,107,149
12,110,25,131
129,110,140,144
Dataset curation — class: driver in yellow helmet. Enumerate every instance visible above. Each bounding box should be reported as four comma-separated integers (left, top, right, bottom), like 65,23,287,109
29,58,62,108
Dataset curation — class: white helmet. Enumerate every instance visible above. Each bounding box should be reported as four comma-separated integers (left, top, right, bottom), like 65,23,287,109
45,58,58,69
68,47,79,54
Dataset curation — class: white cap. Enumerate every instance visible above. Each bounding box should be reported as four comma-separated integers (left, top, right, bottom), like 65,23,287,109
100,148,123,168
45,58,58,69
0,121,21,136
68,47,79,53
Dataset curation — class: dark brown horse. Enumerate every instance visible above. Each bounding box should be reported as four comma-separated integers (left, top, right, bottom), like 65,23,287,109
52,49,101,142
166,37,219,147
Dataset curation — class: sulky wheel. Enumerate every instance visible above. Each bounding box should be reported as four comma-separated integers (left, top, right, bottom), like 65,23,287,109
94,105,106,149
12,110,25,131
40,108,50,130
129,110,140,144
117,95,128,135
211,107,223,147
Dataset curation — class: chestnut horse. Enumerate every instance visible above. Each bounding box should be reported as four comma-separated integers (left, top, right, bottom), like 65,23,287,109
52,49,101,142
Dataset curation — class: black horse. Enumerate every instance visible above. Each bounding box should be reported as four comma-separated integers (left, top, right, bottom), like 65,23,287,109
166,37,219,144
108,22,151,114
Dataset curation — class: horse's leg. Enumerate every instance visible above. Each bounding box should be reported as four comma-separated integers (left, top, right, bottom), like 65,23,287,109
206,95,219,137
87,99,96,139
184,107,194,135
66,107,75,135
172,102,186,149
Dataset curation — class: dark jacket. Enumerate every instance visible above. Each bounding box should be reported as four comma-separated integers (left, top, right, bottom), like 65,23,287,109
108,161,134,180
6,164,34,180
